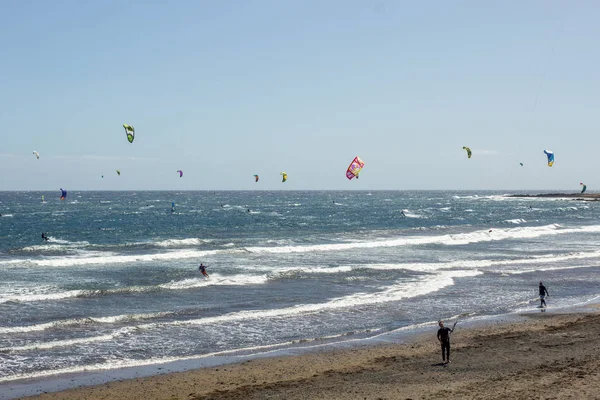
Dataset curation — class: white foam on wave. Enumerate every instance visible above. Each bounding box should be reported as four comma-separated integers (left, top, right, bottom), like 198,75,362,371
0,288,84,304
153,238,212,248
29,249,222,267
136,269,482,331
253,265,354,275
0,327,134,353
364,250,600,274
0,273,268,306
498,264,600,275
0,312,177,334
504,219,527,224
401,209,423,218
159,274,268,290
12,225,600,269
20,240,90,252
245,224,600,254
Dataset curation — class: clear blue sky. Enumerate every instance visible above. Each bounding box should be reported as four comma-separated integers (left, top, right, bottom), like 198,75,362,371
1,0,598,190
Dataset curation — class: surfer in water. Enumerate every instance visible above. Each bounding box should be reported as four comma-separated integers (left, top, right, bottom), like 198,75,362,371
437,320,455,364
539,281,549,308
199,263,209,278
41,232,49,241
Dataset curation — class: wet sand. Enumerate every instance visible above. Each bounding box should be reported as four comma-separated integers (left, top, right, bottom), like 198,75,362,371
20,310,600,400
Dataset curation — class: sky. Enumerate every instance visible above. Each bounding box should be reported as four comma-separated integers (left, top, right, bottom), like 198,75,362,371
1,0,599,191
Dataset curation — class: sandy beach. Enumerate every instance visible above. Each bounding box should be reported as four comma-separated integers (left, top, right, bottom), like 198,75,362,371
17,309,600,400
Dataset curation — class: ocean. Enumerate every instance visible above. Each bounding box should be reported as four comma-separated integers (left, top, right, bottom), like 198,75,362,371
1,190,600,388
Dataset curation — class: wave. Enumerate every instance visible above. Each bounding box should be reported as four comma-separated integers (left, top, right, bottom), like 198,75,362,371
16,238,216,255
133,270,482,332
152,238,213,248
20,240,90,252
492,263,600,275
244,224,600,254
158,274,268,290
27,249,222,267
9,224,600,268
0,268,482,359
503,219,527,224
0,311,183,334
363,250,600,273
401,209,423,218
0,327,134,353
0,289,84,304
0,274,269,305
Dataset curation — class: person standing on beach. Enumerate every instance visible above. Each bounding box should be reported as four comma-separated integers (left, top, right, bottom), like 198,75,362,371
437,320,454,364
539,281,549,308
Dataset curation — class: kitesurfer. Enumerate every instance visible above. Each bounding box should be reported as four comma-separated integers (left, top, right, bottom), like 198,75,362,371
539,281,549,308
437,320,454,364
41,232,49,241
199,263,209,278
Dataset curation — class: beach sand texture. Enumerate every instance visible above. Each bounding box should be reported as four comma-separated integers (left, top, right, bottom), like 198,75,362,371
21,311,600,400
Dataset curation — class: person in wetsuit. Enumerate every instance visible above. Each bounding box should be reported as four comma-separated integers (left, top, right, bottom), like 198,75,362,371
539,281,549,308
199,263,209,278
41,232,49,241
437,320,454,364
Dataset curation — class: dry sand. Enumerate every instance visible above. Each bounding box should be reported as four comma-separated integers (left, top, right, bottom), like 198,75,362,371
20,311,600,400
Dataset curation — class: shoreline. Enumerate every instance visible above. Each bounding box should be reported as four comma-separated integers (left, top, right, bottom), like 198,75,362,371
9,307,600,400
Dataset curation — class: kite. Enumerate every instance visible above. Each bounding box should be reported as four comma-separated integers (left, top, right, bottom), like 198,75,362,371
346,156,365,180
123,124,135,143
116,170,121,176
543,150,554,167
253,174,259,182
177,170,183,178
462,146,472,158
60,188,67,200
519,163,524,167
33,151,40,159
280,172,287,182
581,182,587,193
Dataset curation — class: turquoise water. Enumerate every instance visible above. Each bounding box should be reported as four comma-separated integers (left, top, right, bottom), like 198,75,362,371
1,190,600,384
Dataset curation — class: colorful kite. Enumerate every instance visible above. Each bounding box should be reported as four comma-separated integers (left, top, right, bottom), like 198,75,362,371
544,150,554,167
462,146,472,158
253,174,259,182
123,124,135,143
581,182,587,193
280,172,287,182
346,156,365,180
177,170,183,178
60,188,67,200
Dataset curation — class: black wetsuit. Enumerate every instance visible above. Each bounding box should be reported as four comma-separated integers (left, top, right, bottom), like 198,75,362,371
539,285,549,307
437,327,453,362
